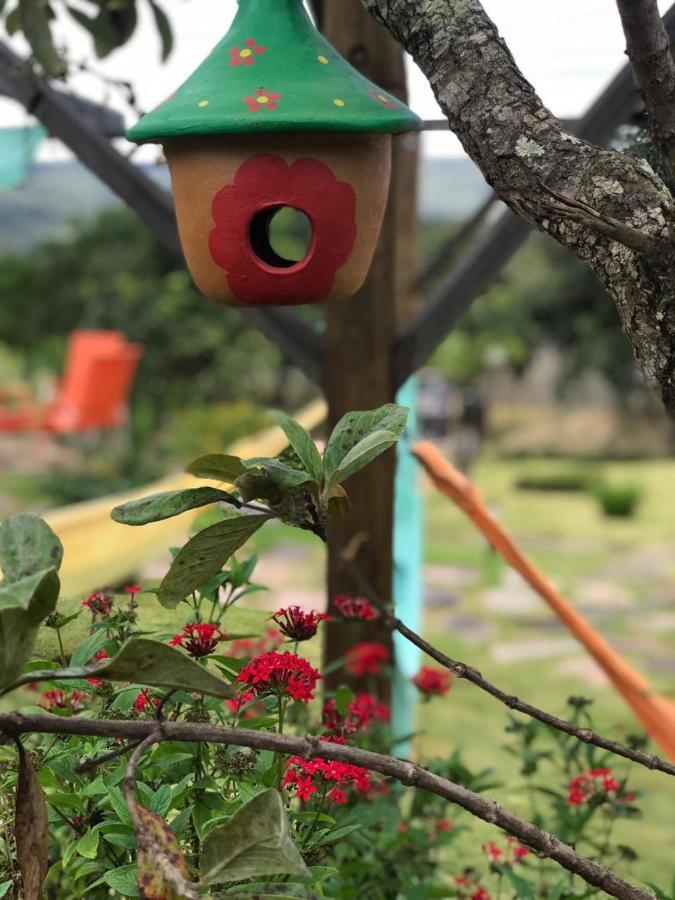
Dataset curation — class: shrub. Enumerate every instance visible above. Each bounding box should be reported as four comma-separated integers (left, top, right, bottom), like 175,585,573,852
515,468,591,493
590,480,643,518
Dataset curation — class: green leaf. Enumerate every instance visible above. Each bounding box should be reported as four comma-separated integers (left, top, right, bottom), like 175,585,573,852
276,415,323,486
241,458,314,489
76,829,99,860
147,0,173,60
18,0,66,75
0,514,63,582
89,864,140,897
111,487,234,526
15,638,233,698
323,405,408,483
222,886,319,899
200,790,310,885
328,429,400,487
0,568,59,689
158,514,268,609
69,628,110,668
334,685,355,717
187,454,245,483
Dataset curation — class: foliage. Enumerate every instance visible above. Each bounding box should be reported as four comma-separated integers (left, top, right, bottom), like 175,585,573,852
589,480,644,519
514,468,591,493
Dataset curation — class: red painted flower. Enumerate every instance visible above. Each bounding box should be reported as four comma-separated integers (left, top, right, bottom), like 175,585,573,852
332,594,380,622
235,651,321,703
322,692,389,736
344,642,389,678
81,591,113,618
230,37,266,66
209,154,357,306
170,623,227,658
368,86,398,109
87,650,109,686
134,689,161,714
411,666,453,698
283,739,374,805
39,689,86,714
244,88,281,112
568,768,621,806
271,606,329,642
229,626,284,659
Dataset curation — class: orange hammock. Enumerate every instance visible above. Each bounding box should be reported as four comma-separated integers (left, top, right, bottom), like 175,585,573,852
413,440,675,762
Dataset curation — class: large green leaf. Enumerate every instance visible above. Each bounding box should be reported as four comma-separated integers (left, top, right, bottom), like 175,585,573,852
276,415,323,486
18,0,65,75
0,514,63,582
0,568,60,689
241,458,314,490
187,454,245,483
200,790,310,885
12,638,233,698
323,405,408,483
111,487,233,526
328,429,400,487
158,515,268,608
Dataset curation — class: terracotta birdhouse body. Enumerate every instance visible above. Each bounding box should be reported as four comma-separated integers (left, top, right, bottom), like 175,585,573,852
128,0,421,308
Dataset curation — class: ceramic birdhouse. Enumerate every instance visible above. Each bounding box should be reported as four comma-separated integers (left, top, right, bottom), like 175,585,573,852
127,0,421,307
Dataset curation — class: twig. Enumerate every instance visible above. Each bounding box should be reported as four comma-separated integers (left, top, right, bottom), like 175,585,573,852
0,713,654,900
75,740,142,775
339,554,675,780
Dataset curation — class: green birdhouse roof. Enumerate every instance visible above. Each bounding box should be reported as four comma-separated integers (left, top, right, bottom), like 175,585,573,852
127,0,422,143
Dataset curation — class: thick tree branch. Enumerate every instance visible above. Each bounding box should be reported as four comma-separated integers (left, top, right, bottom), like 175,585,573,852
339,554,675,779
0,713,655,900
362,0,675,413
615,0,675,184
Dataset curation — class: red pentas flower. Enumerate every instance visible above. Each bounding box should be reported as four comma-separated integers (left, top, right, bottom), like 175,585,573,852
39,689,86,715
134,689,161,714
81,591,113,618
568,768,621,806
482,836,529,865
332,594,379,622
169,623,227,659
87,650,109,686
283,739,374,805
411,666,453,698
344,642,389,677
271,606,329,642
235,651,321,704
209,154,357,306
124,585,142,595
453,877,491,900
322,692,389,736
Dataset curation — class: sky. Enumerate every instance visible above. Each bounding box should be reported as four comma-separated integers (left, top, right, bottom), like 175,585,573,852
1,0,673,159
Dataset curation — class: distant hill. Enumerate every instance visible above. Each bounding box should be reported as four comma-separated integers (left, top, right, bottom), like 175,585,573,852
0,155,490,254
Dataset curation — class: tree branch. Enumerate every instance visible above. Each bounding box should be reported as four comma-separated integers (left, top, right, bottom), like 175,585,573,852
615,0,675,184
339,553,675,780
361,0,675,413
0,713,655,900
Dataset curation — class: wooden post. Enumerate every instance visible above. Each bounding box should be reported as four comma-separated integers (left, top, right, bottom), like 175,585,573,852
321,1,420,700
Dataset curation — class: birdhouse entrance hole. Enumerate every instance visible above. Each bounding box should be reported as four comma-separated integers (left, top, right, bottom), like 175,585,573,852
249,205,313,269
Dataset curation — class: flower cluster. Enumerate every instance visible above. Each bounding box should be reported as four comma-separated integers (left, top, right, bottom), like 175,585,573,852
86,650,109,686
345,642,389,677
134,689,161,714
283,740,373,805
568,768,620,806
411,666,453,698
482,835,529,865
81,591,113,618
271,606,329,642
454,877,491,900
322,692,389,736
229,626,283,659
332,594,379,622
235,651,321,704
170,623,227,659
39,689,87,714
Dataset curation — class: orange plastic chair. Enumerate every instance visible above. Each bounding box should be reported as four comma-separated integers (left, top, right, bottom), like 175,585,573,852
413,440,675,761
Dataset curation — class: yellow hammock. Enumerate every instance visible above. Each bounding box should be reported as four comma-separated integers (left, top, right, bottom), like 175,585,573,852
413,440,675,762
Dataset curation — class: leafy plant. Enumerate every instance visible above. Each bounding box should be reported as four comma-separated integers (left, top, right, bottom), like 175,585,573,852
589,480,643,518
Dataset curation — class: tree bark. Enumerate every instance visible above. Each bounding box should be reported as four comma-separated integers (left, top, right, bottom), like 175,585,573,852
361,0,675,414
615,0,675,185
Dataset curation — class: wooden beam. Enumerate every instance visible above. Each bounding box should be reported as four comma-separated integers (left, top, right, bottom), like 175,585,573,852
321,1,420,700
392,4,675,388
0,40,322,385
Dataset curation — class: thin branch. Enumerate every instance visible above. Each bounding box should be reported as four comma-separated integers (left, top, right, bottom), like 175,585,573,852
0,713,655,900
615,0,675,182
75,740,141,775
338,553,675,780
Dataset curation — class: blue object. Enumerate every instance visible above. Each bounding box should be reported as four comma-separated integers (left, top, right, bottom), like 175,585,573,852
392,377,423,755
0,125,46,189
